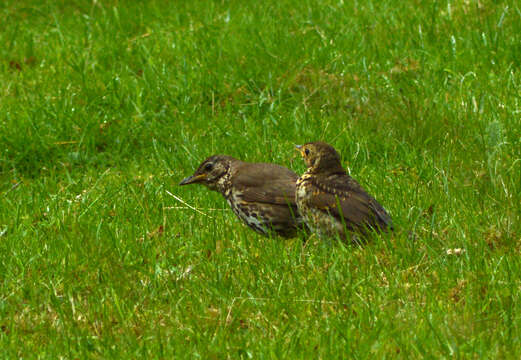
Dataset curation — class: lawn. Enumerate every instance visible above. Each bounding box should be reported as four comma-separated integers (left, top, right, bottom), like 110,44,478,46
1,0,520,358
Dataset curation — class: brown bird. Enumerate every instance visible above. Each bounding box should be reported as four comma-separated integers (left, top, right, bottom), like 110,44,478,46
179,155,305,238
295,142,392,241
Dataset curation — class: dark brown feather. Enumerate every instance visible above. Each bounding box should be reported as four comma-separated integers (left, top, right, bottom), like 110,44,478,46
232,163,298,206
308,173,392,231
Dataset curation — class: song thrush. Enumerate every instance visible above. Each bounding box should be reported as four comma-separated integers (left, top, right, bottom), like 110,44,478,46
179,155,304,237
295,142,392,241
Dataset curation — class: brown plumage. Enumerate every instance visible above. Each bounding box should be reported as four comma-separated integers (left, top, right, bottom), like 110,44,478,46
179,155,305,237
295,142,392,241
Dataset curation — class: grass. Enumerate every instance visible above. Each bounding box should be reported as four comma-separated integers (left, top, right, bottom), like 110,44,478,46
1,0,520,357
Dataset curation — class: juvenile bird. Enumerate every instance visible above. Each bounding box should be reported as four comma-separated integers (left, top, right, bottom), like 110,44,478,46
179,155,304,237
295,142,392,241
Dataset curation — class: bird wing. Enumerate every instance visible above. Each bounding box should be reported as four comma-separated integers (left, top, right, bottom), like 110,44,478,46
309,174,392,230
231,163,298,206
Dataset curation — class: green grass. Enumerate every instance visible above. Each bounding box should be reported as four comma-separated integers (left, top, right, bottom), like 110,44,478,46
1,0,521,357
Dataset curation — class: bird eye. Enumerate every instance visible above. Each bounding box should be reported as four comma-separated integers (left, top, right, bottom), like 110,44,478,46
204,163,214,171
304,148,310,156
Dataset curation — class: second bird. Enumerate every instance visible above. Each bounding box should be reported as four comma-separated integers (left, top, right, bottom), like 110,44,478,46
179,155,305,238
295,142,392,241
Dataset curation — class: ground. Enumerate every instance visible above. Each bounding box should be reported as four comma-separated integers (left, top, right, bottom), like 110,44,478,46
1,0,520,358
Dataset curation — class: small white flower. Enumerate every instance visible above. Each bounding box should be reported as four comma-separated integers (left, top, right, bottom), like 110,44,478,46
446,248,466,256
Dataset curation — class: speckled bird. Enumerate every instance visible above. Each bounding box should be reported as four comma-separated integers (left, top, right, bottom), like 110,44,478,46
295,142,392,241
179,155,305,237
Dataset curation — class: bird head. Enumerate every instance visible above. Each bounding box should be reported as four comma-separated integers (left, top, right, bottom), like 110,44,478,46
179,155,233,191
295,142,344,174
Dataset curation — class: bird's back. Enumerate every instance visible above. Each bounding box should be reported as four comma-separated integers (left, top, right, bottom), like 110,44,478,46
231,162,298,206
303,171,392,233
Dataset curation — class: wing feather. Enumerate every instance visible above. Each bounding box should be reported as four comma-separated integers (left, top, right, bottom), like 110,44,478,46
231,163,298,206
309,173,392,231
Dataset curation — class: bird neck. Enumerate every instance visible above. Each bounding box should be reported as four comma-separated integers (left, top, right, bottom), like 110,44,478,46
307,163,346,176
215,169,233,197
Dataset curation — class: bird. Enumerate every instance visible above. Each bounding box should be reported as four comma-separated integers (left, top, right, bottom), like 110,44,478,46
295,142,392,242
179,155,305,238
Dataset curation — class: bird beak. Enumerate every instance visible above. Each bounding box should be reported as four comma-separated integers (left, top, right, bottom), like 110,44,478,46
179,174,206,186
295,145,304,156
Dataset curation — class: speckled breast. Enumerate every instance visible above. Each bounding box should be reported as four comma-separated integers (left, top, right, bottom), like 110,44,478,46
295,175,314,226
296,174,345,239
226,193,270,235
